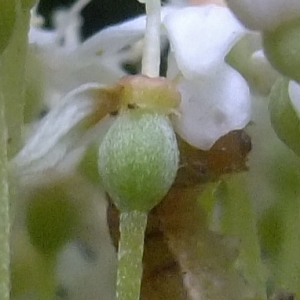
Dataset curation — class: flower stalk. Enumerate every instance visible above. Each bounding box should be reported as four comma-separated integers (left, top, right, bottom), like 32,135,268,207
0,89,10,300
116,211,148,300
0,3,30,158
0,0,32,298
220,175,267,299
141,0,161,77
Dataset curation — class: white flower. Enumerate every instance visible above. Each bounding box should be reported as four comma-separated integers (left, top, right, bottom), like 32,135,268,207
225,0,300,31
164,5,245,78
163,5,250,149
28,0,127,107
171,64,250,150
13,3,251,181
77,4,251,149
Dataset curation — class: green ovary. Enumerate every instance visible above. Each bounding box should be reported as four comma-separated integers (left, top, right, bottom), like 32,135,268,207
98,110,179,212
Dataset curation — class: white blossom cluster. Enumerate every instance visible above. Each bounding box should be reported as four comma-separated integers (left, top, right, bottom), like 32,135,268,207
24,0,300,169
14,0,253,182
17,0,300,188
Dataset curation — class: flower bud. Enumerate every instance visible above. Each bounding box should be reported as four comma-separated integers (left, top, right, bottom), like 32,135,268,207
98,111,179,212
263,19,300,82
226,0,300,31
269,79,300,157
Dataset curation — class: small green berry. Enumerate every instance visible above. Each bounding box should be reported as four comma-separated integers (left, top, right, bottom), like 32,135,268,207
98,110,179,212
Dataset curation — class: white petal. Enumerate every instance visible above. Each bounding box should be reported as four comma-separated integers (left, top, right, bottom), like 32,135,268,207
163,5,245,79
29,26,57,48
11,83,105,177
226,0,300,31
74,16,146,58
74,6,178,58
172,64,251,150
44,51,125,101
289,81,300,117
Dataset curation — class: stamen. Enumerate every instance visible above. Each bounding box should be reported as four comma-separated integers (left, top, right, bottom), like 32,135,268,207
141,0,161,77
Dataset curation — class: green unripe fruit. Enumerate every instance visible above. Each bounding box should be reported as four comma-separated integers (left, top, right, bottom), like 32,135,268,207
26,185,79,255
98,111,179,212
263,18,300,82
0,0,16,53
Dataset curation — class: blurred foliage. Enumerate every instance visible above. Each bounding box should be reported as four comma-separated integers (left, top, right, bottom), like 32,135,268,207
26,184,80,256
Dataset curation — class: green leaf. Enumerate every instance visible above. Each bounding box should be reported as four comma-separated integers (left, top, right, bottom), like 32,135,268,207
269,78,300,157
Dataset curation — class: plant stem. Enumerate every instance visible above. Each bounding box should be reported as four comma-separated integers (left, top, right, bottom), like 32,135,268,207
0,2,31,297
116,211,148,300
220,175,267,300
274,186,300,296
0,93,10,300
0,3,30,158
141,0,161,78
37,256,57,300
